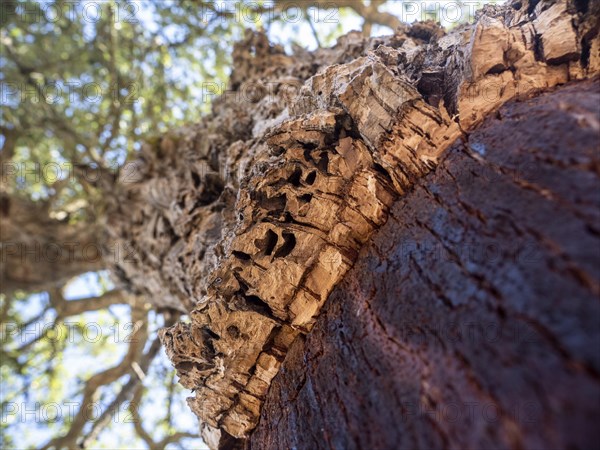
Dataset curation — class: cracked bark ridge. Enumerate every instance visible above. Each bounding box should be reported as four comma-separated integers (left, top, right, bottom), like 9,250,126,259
106,30,374,312
251,78,600,450
141,0,600,445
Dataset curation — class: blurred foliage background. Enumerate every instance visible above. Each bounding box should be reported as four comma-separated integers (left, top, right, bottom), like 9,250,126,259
0,1,500,448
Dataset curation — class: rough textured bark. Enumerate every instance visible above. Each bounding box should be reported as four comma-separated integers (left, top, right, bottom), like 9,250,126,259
250,78,600,450
93,0,600,447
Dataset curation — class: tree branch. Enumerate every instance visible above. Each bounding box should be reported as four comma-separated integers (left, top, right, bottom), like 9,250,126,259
78,334,162,448
52,290,129,318
0,193,105,294
39,306,149,450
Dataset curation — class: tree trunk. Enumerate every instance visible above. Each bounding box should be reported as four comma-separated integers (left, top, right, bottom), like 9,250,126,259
250,78,600,450
94,0,600,448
